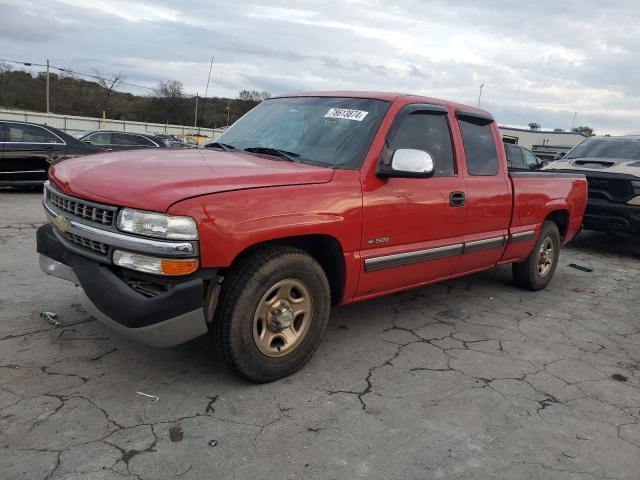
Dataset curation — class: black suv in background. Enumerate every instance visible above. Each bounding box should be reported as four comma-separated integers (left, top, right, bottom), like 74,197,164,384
544,136,640,233
504,143,547,171
74,130,167,151
1,120,103,187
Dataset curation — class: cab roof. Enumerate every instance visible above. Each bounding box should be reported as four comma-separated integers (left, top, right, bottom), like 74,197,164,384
272,91,492,118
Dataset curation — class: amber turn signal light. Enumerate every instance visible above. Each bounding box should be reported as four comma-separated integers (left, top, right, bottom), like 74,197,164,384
160,259,199,276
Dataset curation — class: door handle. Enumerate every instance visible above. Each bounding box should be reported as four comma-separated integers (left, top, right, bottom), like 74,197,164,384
449,191,465,207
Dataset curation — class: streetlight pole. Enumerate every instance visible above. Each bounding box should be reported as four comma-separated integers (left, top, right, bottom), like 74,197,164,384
46,59,50,114
477,83,484,108
571,112,577,132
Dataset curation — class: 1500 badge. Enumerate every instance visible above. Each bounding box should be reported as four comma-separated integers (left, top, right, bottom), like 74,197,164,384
367,237,390,245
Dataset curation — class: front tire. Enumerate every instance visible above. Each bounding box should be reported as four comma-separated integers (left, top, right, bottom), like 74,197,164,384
512,221,560,291
210,246,331,382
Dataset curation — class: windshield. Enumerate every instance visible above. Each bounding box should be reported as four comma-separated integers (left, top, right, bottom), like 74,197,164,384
206,96,389,169
567,137,640,160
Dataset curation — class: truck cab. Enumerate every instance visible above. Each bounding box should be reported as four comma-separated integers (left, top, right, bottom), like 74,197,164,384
37,92,587,382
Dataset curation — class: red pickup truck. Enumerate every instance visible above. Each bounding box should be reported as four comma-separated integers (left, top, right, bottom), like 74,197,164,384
37,92,587,382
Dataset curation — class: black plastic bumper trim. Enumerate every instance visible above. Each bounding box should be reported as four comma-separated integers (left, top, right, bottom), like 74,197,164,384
37,224,206,328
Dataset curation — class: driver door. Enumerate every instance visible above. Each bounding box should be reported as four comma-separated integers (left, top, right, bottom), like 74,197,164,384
358,105,467,296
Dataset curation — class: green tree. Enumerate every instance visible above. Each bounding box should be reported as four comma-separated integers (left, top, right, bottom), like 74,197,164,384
572,126,595,136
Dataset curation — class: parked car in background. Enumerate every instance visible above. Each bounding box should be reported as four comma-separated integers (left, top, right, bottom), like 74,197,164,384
154,134,190,148
1,120,104,187
38,92,587,382
544,135,640,233
181,137,199,148
504,143,547,171
74,130,167,151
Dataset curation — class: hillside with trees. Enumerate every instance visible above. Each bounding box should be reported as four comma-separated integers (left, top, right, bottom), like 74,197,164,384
0,64,269,128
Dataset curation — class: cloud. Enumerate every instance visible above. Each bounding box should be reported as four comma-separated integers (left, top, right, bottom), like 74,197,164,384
2,0,639,134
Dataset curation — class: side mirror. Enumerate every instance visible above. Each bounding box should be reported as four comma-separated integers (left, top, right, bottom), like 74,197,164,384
82,140,93,145
553,152,566,160
377,149,435,178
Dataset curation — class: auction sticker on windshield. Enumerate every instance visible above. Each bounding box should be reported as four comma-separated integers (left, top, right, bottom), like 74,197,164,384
324,108,369,121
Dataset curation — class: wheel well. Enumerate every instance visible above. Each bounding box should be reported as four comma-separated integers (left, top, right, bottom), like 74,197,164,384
545,210,569,240
224,235,346,305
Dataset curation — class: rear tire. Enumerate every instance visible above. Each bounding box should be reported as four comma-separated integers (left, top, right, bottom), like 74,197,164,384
210,246,330,383
512,221,560,291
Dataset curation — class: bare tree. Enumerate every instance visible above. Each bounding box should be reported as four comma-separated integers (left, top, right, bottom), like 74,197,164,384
93,70,126,114
156,80,184,99
155,80,185,124
238,90,271,102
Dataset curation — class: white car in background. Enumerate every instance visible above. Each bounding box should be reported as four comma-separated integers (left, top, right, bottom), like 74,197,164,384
544,135,640,233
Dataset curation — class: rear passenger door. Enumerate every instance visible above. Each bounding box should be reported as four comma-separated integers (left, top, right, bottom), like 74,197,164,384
455,111,511,274
358,104,467,296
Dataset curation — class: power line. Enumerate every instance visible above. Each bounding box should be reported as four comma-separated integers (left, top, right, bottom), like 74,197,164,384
0,57,156,91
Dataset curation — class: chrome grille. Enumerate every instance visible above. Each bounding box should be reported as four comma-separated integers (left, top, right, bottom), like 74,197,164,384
46,186,115,225
61,231,109,256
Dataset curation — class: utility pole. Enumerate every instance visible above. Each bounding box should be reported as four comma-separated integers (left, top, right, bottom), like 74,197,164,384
226,101,230,127
194,92,198,127
200,56,214,125
46,59,50,113
477,83,484,108
571,112,577,132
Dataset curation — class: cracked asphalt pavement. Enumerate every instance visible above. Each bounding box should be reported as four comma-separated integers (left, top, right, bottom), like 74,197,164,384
1,189,640,480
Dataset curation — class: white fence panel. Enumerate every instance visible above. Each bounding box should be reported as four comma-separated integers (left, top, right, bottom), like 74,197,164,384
0,109,224,140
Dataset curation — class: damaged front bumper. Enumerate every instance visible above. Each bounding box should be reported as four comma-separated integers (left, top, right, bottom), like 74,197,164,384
37,223,209,347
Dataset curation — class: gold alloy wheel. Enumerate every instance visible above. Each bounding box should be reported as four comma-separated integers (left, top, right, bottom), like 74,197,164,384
537,236,554,277
253,278,313,357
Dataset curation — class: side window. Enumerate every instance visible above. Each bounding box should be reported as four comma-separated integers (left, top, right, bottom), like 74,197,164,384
135,135,156,147
6,124,60,144
0,123,5,142
523,149,539,168
458,117,498,175
87,132,112,145
113,133,139,146
505,144,525,169
387,108,455,176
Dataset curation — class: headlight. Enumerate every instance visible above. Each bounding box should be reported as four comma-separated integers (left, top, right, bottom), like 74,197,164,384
113,250,198,276
117,208,198,240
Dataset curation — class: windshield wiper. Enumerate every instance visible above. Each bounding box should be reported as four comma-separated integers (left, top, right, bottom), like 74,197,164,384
204,142,235,151
244,147,300,162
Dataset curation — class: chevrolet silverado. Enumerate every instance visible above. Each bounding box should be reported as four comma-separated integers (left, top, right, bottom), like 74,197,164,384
37,92,588,382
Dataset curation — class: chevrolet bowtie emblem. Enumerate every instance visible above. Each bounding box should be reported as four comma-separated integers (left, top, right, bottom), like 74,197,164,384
52,214,70,233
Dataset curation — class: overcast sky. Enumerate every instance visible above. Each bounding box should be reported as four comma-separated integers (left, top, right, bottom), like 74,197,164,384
2,0,639,134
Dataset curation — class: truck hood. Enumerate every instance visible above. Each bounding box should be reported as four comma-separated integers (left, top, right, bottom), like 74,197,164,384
49,149,335,211
544,157,640,178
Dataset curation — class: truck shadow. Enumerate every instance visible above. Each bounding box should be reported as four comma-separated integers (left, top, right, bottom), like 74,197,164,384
567,230,640,260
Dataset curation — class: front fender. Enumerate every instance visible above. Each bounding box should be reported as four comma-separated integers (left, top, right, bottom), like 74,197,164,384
167,170,363,268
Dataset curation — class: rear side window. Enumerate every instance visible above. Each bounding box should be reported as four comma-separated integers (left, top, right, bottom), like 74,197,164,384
523,149,539,168
6,124,61,144
387,108,455,176
458,117,498,175
135,135,156,147
87,132,112,145
505,144,524,169
114,133,140,146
